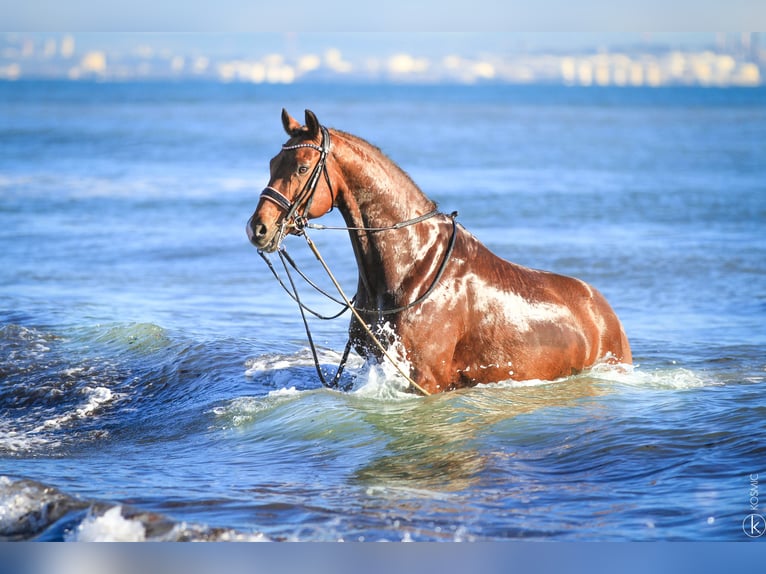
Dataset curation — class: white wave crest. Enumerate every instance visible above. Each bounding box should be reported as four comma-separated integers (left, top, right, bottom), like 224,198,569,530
66,506,146,542
32,386,121,434
211,388,306,428
0,386,122,454
0,426,58,454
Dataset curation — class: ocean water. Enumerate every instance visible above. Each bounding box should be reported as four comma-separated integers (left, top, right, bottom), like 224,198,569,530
1,81,765,542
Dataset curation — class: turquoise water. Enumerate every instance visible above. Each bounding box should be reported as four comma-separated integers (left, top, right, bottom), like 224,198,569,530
1,82,765,541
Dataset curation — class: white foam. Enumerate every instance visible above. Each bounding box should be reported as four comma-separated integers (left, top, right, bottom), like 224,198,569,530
350,358,418,400
475,377,563,390
1,476,272,543
0,426,57,453
244,356,303,378
0,384,121,454
472,359,709,392
66,506,146,542
245,347,352,376
32,386,120,434
346,326,423,400
0,476,43,534
2,325,53,363
268,386,300,397
585,360,709,390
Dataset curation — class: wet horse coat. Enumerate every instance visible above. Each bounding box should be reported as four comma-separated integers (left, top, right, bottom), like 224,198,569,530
247,109,631,394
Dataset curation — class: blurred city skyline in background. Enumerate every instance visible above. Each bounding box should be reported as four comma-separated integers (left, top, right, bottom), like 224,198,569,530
1,32,764,86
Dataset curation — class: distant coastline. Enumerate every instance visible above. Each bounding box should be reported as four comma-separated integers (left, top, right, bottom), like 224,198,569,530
2,33,764,87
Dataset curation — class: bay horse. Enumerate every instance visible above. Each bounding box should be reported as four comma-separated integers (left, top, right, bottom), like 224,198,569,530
247,109,631,395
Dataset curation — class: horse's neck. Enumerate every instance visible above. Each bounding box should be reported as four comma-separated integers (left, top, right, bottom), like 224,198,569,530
333,133,438,299
334,132,434,226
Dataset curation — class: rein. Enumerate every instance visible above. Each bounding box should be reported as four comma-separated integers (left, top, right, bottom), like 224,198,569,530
258,214,457,396
276,210,458,316
305,208,441,233
256,125,458,396
300,227,432,396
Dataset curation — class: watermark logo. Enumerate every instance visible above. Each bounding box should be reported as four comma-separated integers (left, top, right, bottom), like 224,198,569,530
744,474,763,538
743,514,765,538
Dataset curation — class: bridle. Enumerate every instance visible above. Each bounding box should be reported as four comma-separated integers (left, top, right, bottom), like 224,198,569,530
259,125,334,243
255,122,458,396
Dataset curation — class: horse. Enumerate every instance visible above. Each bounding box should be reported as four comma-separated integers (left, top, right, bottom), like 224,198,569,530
247,109,632,395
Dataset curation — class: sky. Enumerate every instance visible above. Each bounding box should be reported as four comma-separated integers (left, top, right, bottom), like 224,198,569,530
3,1,764,35
3,1,764,76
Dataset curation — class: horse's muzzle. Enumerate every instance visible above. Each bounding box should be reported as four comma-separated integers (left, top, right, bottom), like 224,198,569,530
246,216,279,252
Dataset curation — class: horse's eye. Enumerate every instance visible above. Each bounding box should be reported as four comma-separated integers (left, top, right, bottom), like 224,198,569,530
298,165,310,175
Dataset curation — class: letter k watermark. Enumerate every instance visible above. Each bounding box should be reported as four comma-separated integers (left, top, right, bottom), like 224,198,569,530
743,514,765,538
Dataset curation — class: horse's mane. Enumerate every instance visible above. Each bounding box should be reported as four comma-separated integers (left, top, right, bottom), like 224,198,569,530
330,128,436,209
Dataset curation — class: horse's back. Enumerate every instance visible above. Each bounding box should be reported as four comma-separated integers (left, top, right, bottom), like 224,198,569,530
449,228,631,382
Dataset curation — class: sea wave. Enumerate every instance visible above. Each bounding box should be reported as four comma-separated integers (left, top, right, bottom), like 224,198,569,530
0,325,127,454
0,476,268,542
0,322,196,455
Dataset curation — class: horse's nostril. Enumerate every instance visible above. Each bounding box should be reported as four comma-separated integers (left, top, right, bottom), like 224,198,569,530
246,217,270,246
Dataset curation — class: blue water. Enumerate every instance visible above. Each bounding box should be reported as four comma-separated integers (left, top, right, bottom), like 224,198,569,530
1,81,765,541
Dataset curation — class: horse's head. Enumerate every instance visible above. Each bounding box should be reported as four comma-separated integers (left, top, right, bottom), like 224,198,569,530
246,108,336,252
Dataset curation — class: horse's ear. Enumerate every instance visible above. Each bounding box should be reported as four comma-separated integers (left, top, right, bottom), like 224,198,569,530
281,108,302,137
304,109,320,139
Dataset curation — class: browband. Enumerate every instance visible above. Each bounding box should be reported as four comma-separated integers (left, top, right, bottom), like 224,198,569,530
261,126,333,219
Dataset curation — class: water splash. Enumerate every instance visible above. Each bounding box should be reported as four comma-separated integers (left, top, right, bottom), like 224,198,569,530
240,341,713,404
348,360,418,400
243,321,424,401
66,506,146,542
